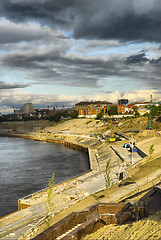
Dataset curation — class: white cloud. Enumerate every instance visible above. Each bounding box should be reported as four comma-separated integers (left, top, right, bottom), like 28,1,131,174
0,18,68,50
122,89,161,102
1,88,160,114
0,105,14,114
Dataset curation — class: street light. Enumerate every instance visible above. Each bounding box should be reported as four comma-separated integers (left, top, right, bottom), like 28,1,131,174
131,135,134,165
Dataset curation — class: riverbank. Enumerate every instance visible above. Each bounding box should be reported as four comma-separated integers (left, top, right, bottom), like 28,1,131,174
0,118,161,239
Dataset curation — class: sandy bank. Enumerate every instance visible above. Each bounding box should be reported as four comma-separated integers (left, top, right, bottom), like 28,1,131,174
0,118,161,239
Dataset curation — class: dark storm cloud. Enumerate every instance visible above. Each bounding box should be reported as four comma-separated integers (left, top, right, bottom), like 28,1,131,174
125,52,149,65
0,0,161,42
2,40,161,89
150,57,161,64
1,49,121,87
0,81,28,89
0,0,75,28
0,19,67,46
74,0,161,42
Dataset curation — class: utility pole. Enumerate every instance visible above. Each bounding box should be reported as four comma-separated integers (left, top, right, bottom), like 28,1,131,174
147,95,152,130
131,135,134,165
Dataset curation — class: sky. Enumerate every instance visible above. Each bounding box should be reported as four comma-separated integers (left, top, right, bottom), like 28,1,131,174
0,0,161,113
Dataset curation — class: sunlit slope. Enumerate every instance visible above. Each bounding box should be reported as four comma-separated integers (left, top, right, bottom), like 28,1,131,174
84,212,161,240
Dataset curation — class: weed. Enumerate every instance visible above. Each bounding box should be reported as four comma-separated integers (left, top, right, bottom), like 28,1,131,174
104,159,111,190
147,144,154,183
86,120,92,124
148,144,154,161
47,173,55,211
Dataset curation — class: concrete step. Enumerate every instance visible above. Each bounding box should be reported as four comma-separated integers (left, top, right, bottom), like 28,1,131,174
55,213,115,240
56,223,82,240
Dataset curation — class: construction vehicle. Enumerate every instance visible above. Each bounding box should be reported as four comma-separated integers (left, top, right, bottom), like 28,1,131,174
109,137,116,142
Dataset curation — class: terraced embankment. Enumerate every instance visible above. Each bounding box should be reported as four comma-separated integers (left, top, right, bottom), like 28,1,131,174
0,118,161,239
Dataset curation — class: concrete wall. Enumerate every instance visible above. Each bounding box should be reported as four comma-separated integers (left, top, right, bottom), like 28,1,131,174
33,203,126,240
136,146,147,158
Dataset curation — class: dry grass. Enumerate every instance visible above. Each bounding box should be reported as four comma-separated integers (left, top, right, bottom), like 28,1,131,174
84,212,161,240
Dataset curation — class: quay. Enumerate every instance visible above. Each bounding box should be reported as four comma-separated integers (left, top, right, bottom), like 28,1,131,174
0,118,161,239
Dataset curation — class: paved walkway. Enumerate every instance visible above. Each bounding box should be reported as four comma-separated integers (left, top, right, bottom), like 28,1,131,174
0,167,161,240
0,134,159,240
111,145,142,164
104,168,161,203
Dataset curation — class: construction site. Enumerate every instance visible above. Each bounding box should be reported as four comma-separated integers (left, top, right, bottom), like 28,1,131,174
0,113,161,239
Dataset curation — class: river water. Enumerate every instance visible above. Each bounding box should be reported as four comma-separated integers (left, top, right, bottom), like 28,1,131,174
0,137,89,217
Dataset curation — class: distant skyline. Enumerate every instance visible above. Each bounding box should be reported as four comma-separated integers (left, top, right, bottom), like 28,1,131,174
0,0,161,113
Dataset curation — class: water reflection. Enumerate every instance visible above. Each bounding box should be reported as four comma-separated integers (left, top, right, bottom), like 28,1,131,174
0,137,89,217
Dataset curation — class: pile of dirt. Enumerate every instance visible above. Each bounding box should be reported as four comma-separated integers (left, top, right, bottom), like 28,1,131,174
84,211,161,240
137,135,161,158
45,118,104,134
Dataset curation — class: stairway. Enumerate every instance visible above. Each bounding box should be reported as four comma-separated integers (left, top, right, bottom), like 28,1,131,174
55,213,115,240
33,203,126,240
56,223,82,240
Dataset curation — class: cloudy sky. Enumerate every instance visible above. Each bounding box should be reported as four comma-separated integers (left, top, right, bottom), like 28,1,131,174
0,0,161,113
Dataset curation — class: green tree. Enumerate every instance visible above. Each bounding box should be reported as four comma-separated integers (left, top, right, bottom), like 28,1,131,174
49,113,62,122
133,106,139,117
61,110,68,118
108,106,118,116
151,105,161,117
49,110,78,122
70,110,78,119
96,111,103,119
23,116,34,121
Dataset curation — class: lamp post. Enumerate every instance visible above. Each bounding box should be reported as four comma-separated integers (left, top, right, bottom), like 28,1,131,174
131,135,134,165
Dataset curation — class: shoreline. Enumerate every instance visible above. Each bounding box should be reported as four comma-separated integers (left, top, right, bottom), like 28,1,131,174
0,132,88,152
0,118,155,240
0,133,92,213
0,130,123,216
0,130,146,210
0,132,99,214
0,119,161,239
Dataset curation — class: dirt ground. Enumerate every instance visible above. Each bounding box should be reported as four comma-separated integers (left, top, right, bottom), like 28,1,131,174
0,120,51,130
84,212,161,240
1,116,161,239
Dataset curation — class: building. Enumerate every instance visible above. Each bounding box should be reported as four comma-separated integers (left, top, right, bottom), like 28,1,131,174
35,108,50,118
13,103,34,118
78,106,101,118
116,104,126,114
118,99,129,105
137,108,149,116
21,103,34,114
138,185,161,214
75,101,112,118
75,101,111,108
134,103,150,108
126,103,135,114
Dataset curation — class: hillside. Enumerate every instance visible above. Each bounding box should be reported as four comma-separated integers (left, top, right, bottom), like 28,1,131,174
0,120,51,131
84,211,161,240
0,116,161,239
0,116,161,136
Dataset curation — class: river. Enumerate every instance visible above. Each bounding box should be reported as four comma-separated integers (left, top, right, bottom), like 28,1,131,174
0,137,89,217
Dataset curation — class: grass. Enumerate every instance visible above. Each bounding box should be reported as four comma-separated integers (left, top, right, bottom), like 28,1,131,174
127,156,161,182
